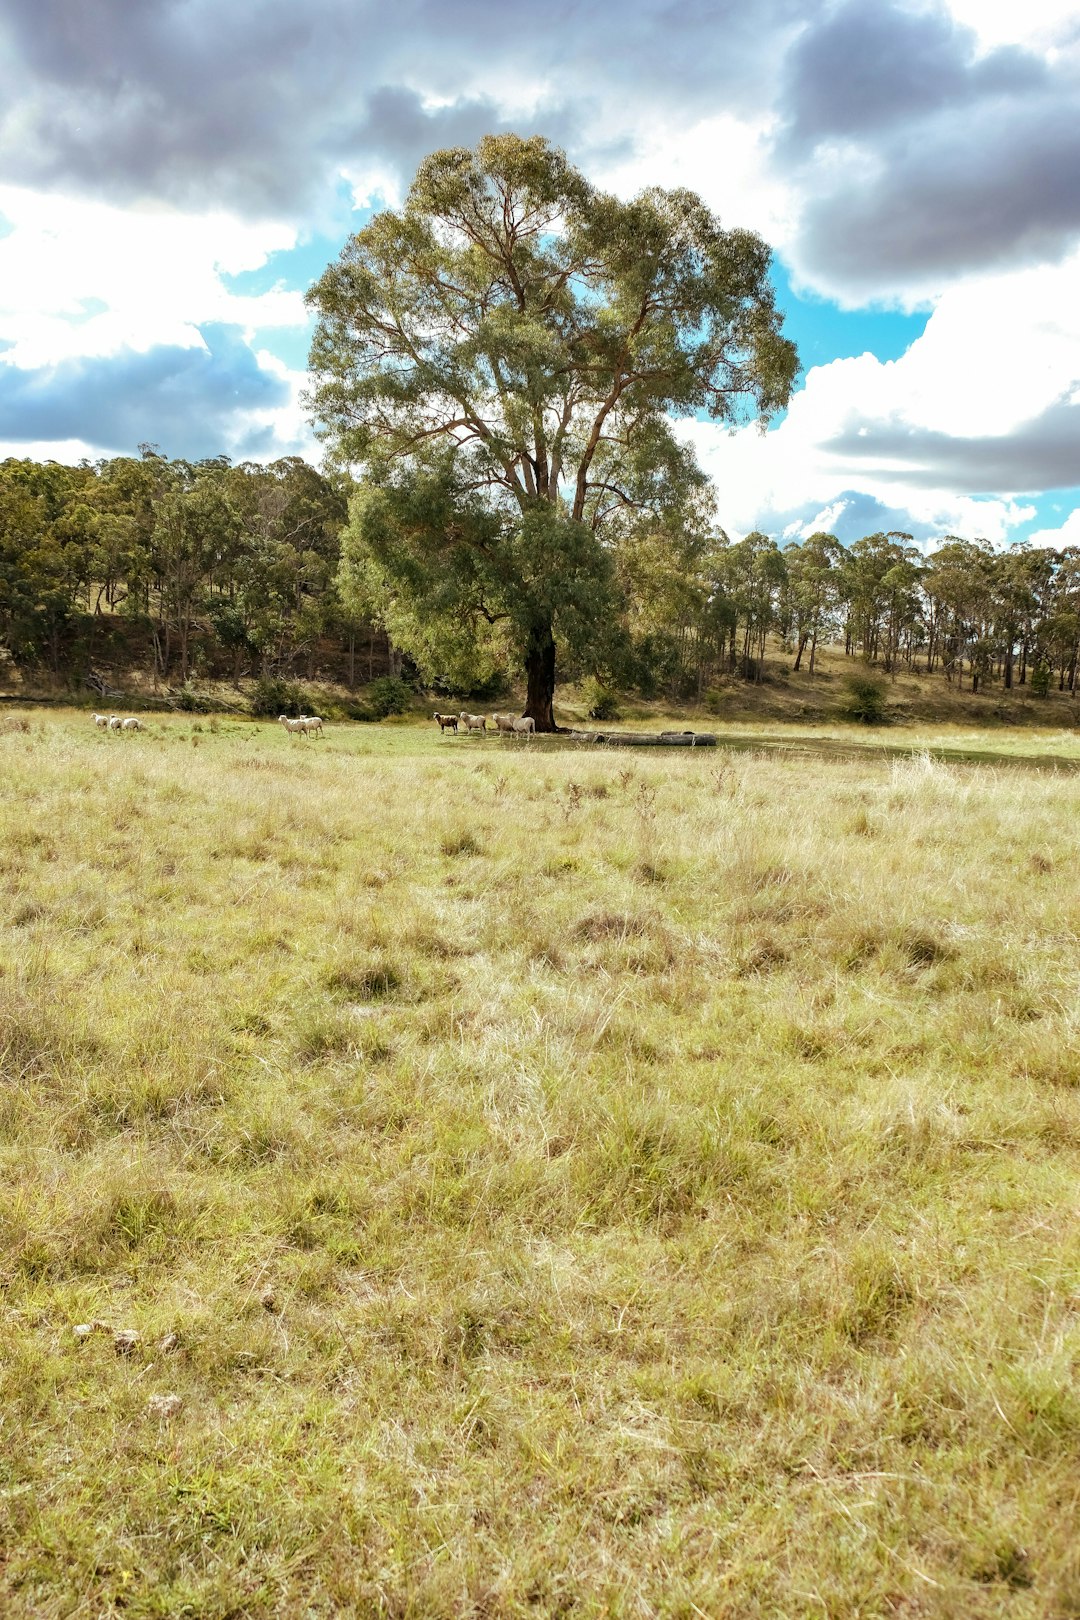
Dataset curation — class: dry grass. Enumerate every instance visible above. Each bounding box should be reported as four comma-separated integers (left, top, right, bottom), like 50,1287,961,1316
1,711,1079,1616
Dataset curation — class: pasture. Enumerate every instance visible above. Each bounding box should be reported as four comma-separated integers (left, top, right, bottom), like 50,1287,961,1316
1,709,1079,1617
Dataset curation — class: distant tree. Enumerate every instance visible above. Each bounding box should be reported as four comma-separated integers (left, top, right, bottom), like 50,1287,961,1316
307,134,797,727
783,530,841,674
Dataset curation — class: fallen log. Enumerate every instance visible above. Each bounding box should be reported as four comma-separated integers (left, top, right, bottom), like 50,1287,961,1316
566,729,717,747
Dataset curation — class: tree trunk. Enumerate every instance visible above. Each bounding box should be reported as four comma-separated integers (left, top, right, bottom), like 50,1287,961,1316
524,620,557,731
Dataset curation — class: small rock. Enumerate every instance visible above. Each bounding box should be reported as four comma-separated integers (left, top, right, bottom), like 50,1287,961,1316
114,1329,141,1355
74,1319,112,1340
147,1393,182,1419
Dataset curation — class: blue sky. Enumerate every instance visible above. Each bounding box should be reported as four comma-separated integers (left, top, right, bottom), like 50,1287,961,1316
0,0,1078,550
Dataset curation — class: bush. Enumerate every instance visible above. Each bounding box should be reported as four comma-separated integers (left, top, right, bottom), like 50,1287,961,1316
582,679,621,722
366,676,413,718
843,675,889,725
175,682,212,713
250,676,310,717
1030,661,1052,698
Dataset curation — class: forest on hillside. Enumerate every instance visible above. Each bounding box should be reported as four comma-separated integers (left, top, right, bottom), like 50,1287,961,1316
2,448,1079,704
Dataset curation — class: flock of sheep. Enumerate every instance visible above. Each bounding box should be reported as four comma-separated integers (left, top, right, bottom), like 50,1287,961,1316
92,712,143,731
90,708,531,740
433,711,535,736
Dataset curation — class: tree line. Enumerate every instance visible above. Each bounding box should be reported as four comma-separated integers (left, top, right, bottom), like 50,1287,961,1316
2,446,1076,702
0,450,366,689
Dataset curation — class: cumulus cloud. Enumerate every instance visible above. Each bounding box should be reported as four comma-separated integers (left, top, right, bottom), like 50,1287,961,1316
1026,506,1080,549
777,0,1080,299
674,246,1080,541
824,397,1080,492
0,0,802,218
0,325,291,460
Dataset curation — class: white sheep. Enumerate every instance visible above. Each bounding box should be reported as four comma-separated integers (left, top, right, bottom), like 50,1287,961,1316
300,715,324,736
121,717,143,731
108,715,122,731
491,713,516,733
459,712,487,732
92,713,109,728
278,714,306,735
511,717,535,736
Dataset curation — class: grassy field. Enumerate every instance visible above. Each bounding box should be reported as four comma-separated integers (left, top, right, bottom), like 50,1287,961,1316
2,709,1079,1617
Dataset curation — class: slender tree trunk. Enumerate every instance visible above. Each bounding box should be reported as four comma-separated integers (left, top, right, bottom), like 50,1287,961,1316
524,620,557,731
808,628,818,675
793,630,808,671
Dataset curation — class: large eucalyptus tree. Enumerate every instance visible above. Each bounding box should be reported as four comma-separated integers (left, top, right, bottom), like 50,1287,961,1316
307,134,797,728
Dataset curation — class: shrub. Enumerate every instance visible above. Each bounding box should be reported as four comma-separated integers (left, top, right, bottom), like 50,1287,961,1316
250,676,310,717
582,679,620,721
1030,661,1052,698
842,674,888,725
366,676,413,718
175,682,211,713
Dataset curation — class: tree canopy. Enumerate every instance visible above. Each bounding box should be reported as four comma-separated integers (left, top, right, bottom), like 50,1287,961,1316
306,133,798,727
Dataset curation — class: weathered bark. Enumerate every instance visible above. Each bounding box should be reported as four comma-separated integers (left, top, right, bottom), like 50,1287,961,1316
524,620,557,732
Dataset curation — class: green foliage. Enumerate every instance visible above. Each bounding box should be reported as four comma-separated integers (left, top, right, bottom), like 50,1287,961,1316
582,679,621,721
1030,660,1052,697
366,675,413,718
174,682,212,713
310,134,797,720
843,674,889,724
249,676,311,717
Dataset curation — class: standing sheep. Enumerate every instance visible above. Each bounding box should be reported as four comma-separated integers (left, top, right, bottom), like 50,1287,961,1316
92,713,109,728
511,717,535,736
459,712,487,732
121,717,143,731
433,713,459,733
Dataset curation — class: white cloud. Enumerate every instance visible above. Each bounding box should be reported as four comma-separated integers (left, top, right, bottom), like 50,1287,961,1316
0,185,307,369
941,0,1080,50
1026,506,1080,548
676,248,1080,541
593,112,794,244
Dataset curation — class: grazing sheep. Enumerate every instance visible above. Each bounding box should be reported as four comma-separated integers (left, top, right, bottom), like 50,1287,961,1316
92,713,109,728
491,713,516,733
121,717,143,731
459,712,487,732
511,717,535,736
433,712,459,733
108,715,122,731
